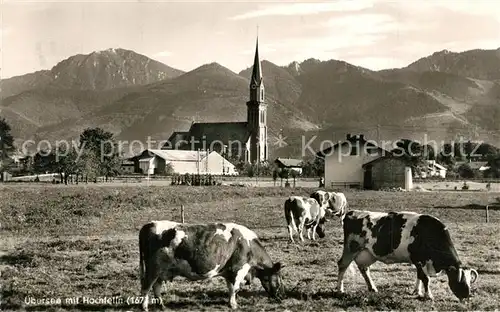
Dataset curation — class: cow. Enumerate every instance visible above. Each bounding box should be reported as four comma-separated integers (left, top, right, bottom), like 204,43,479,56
138,220,285,311
284,196,329,243
310,190,348,218
336,210,479,301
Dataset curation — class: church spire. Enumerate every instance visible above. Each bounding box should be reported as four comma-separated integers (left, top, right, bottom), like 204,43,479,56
250,36,263,88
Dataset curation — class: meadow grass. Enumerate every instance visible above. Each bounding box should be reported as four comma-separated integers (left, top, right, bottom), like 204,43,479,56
1,185,500,311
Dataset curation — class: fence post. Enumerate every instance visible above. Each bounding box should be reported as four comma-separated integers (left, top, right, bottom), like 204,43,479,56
181,205,185,223
486,205,489,223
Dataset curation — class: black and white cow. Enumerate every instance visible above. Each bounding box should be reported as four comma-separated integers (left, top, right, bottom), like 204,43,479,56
336,210,479,301
284,191,348,243
138,220,285,311
284,196,328,243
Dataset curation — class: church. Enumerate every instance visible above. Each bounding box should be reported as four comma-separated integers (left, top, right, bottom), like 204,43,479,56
163,38,269,164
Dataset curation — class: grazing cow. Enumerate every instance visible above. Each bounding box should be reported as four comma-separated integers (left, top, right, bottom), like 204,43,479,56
284,196,328,243
336,210,479,301
138,220,285,311
310,190,348,217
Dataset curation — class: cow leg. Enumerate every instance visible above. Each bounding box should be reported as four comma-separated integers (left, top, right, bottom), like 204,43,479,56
311,223,319,241
298,218,306,242
307,227,312,240
415,265,433,300
336,251,358,293
152,279,166,310
412,277,423,297
140,263,160,312
225,263,252,309
287,224,295,243
355,250,378,292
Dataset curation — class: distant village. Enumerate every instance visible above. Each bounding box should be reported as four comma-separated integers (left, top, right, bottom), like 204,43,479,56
1,39,499,190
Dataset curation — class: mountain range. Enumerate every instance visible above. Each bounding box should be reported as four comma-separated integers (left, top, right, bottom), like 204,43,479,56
1,46,499,158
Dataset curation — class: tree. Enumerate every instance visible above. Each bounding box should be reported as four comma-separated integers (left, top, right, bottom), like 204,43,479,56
290,169,298,187
45,146,80,184
79,127,121,180
78,149,100,183
0,117,15,169
272,169,278,186
484,156,500,178
457,163,478,179
257,161,272,176
33,150,55,174
391,139,428,171
278,168,290,187
476,143,500,160
165,163,175,175
301,156,324,177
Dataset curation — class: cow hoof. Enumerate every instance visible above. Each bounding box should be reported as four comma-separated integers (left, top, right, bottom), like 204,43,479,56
412,290,423,297
416,295,432,301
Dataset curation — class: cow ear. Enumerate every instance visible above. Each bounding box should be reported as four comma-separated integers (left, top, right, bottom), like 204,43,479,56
272,262,283,272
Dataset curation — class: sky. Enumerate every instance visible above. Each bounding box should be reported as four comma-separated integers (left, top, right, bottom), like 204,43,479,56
1,0,500,79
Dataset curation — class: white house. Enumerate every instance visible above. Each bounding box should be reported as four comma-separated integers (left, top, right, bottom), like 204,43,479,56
425,160,447,178
133,149,237,175
316,134,390,189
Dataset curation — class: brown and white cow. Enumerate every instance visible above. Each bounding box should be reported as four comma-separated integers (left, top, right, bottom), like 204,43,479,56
336,210,479,301
310,190,348,217
138,220,285,311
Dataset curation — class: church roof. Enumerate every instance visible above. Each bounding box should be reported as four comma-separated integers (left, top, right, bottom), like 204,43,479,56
188,121,250,147
165,131,190,149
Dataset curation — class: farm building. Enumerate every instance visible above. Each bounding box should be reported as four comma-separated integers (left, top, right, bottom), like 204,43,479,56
362,156,410,190
120,160,135,174
316,134,391,189
131,149,237,175
274,158,303,175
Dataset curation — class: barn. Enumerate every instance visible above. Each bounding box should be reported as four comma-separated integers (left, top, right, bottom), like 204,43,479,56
316,134,390,189
362,155,410,190
274,158,303,175
131,149,237,175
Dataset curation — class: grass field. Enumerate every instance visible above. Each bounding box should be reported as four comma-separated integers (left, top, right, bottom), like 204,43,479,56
1,184,500,311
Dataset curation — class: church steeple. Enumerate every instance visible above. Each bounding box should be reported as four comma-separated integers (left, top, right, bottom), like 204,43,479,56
250,37,263,89
246,35,268,164
249,36,265,103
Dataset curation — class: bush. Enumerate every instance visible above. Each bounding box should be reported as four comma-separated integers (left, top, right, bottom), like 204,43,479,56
457,164,477,179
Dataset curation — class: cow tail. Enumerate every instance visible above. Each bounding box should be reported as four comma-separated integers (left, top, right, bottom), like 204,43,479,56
284,199,298,232
138,224,151,289
139,234,145,288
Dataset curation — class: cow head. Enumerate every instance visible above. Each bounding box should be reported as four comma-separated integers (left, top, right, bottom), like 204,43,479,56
325,192,347,218
257,262,285,302
315,217,327,238
304,218,327,238
310,191,329,208
446,266,479,300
